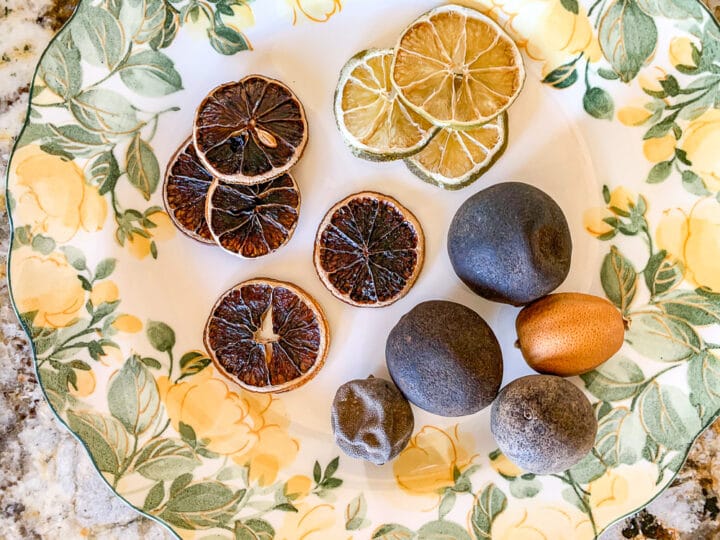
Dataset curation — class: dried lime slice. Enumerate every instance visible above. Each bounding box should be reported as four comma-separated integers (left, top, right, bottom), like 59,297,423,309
405,113,508,190
334,48,437,161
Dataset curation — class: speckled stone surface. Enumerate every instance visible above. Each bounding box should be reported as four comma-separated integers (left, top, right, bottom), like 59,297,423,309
2,1,720,538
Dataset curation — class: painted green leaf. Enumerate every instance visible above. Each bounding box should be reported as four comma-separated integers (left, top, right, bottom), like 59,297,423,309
70,89,140,134
150,5,180,50
626,312,702,362
107,355,162,435
682,170,710,196
635,0,703,19
598,0,657,83
208,24,250,55
639,382,701,449
644,250,683,296
601,246,637,313
159,481,240,529
560,0,579,13
688,351,720,423
119,50,183,97
583,87,614,120
179,351,211,378
134,438,200,481
143,481,165,511
417,520,472,540
146,320,176,353
581,356,645,401
120,0,166,44
372,524,416,539
71,4,127,70
44,124,112,157
170,472,193,497
95,258,117,280
595,407,646,466
646,160,673,184
88,152,120,195
39,32,82,98
66,410,130,474
508,476,541,499
542,64,578,89
126,134,161,200
31,235,56,256
345,493,369,530
469,483,507,539
658,289,720,325
235,519,275,540
568,450,606,483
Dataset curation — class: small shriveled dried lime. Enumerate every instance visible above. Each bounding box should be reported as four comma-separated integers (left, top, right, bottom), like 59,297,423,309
163,137,214,244
194,75,308,184
206,173,300,258
314,192,424,307
204,278,329,393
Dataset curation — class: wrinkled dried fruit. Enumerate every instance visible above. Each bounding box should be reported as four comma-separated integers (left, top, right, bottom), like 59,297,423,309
491,375,597,474
314,192,424,307
331,376,414,465
206,173,300,258
194,75,308,184
163,137,214,244
516,292,625,376
204,278,329,393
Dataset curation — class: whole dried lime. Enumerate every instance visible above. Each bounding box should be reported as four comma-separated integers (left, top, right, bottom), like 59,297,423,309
204,278,329,393
194,75,308,184
163,137,214,244
206,173,300,258
314,192,424,307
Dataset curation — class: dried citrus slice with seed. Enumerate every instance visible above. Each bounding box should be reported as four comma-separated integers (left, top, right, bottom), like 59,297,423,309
205,278,329,393
405,112,508,190
163,137,215,244
391,5,525,128
314,192,424,307
334,48,437,161
194,75,308,184
205,173,300,258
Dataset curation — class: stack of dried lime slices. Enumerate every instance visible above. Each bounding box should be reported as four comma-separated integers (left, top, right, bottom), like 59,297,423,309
164,75,308,258
334,4,525,190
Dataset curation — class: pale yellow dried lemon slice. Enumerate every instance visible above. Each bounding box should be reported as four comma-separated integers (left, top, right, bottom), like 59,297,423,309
405,112,507,190
392,5,525,128
334,48,437,161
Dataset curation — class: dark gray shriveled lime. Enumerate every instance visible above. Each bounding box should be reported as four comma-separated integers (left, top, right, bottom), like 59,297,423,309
386,300,503,417
448,182,572,306
491,375,597,474
331,376,414,465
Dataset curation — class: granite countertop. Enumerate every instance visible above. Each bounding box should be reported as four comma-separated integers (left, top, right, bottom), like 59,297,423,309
2,1,720,539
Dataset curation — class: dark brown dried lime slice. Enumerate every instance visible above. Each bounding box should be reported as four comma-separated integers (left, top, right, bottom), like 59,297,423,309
314,192,424,307
163,137,214,244
204,278,329,393
205,173,300,258
193,75,308,184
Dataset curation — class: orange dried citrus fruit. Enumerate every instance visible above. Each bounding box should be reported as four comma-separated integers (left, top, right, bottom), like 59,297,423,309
334,48,437,160
163,137,215,244
205,173,300,258
204,278,329,393
314,192,424,307
194,75,308,184
391,5,525,128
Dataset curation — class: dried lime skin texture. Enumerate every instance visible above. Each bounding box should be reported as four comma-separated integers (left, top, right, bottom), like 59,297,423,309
194,75,308,184
331,376,414,465
448,182,572,306
491,375,597,474
386,300,503,416
163,137,214,244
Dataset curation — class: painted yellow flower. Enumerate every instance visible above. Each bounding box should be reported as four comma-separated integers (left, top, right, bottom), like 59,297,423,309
112,314,143,333
617,105,652,127
287,0,342,24
470,0,599,76
11,246,85,328
656,197,720,292
638,67,667,94
490,450,523,478
10,145,107,243
643,133,676,163
276,503,351,540
285,475,312,501
488,502,593,539
583,186,644,237
393,425,476,501
126,211,175,260
90,280,119,306
157,367,298,486
587,462,659,529
98,344,124,367
680,109,720,191
669,36,698,68
68,368,96,398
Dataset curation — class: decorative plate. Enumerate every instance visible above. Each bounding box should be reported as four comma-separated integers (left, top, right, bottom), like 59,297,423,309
7,0,720,538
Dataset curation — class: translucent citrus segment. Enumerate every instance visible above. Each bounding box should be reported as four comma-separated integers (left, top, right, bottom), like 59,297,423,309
405,112,507,190
392,5,525,128
335,49,437,161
